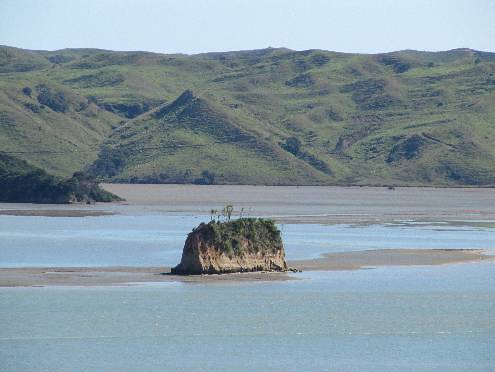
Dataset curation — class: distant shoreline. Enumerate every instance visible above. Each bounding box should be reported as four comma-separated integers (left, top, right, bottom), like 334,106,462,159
1,249,492,287
106,182,495,189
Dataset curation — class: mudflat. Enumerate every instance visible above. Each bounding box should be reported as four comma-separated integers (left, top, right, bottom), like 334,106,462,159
1,185,494,287
1,185,494,224
103,184,495,224
291,248,493,271
0,266,293,287
0,209,114,217
1,249,492,287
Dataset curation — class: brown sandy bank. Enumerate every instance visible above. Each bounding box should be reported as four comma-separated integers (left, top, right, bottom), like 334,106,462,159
2,185,495,224
0,209,114,217
0,266,292,287
1,249,492,287
102,184,495,224
291,248,493,271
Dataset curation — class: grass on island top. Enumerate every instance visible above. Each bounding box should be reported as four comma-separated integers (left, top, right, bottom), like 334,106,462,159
191,218,283,257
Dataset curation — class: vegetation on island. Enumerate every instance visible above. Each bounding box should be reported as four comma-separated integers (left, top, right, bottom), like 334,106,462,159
191,216,283,258
172,205,289,275
0,152,121,203
1,45,495,186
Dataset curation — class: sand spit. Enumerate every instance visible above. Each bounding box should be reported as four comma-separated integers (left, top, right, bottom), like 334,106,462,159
1,249,492,287
291,248,493,271
0,209,114,217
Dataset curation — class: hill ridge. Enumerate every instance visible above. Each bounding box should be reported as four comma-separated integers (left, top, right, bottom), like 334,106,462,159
1,45,494,186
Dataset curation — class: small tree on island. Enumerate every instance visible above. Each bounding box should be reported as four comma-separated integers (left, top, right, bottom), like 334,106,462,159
210,205,236,222
225,205,233,221
210,209,217,221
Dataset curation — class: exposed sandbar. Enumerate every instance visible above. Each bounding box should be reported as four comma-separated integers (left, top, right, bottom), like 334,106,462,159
1,249,492,287
0,209,114,217
101,184,495,225
2,185,495,224
292,248,493,271
0,266,292,287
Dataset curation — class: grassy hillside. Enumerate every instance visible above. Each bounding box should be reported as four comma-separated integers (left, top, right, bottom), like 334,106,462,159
1,45,494,186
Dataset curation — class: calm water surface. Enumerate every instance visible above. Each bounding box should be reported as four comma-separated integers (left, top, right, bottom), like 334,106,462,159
1,214,494,267
0,214,494,371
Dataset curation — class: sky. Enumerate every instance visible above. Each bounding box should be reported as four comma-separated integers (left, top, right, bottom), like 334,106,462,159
1,0,494,54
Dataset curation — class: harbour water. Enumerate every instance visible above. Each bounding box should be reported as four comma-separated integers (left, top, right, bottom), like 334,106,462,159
1,213,495,371
1,214,494,267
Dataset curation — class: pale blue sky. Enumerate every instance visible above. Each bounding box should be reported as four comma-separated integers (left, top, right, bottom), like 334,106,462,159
1,0,494,54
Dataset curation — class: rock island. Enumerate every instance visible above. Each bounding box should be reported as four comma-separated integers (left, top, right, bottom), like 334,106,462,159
171,218,288,275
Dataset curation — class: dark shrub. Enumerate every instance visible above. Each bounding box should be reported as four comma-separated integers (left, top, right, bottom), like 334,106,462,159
36,84,69,112
22,87,32,97
285,73,314,88
281,137,301,156
194,170,216,185
88,146,127,178
47,55,74,64
387,135,427,163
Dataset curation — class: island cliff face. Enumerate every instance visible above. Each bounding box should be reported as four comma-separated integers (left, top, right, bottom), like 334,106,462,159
171,218,288,275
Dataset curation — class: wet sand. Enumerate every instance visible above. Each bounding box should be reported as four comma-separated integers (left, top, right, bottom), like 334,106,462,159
1,249,492,287
0,266,292,287
1,184,494,224
95,184,495,224
1,185,494,286
0,209,114,217
291,248,493,271
103,184,495,224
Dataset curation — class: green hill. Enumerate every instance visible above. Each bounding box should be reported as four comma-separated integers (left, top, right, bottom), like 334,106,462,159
0,152,121,203
1,45,494,186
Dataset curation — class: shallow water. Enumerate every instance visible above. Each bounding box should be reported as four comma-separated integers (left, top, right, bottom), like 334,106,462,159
1,214,495,267
1,214,495,371
1,263,495,371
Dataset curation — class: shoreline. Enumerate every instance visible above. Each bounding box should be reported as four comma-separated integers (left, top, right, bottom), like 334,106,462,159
1,249,492,287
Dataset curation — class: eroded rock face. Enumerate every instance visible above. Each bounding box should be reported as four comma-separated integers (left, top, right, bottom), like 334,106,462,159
171,219,288,275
